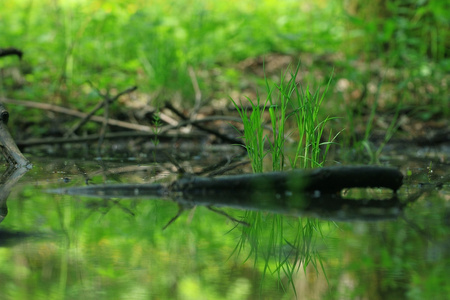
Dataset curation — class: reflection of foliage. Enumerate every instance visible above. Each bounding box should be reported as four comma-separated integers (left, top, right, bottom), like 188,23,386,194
2,182,296,299
233,214,328,294
321,179,450,299
0,154,447,299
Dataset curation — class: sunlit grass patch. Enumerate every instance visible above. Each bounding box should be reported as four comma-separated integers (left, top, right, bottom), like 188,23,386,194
232,63,337,172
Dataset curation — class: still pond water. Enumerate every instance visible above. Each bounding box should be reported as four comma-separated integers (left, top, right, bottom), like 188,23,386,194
0,144,448,300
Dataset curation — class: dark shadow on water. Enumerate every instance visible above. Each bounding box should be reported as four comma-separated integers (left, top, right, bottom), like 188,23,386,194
0,229,38,247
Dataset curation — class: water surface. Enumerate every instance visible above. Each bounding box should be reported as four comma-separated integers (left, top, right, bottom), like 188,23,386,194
0,145,448,300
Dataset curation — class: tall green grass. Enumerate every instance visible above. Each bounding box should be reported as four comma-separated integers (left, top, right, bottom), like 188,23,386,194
232,64,337,172
231,64,336,293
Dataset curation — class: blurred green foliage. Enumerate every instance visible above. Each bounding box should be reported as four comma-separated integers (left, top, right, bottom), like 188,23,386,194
343,0,448,63
0,0,338,102
0,0,447,140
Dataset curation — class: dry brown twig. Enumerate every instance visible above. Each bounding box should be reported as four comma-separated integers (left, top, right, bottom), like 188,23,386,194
65,85,138,138
0,97,154,132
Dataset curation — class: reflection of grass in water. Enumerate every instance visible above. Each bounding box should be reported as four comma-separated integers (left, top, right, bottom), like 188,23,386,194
231,64,335,293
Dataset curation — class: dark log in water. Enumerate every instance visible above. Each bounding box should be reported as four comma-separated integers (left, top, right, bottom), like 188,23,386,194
169,166,403,196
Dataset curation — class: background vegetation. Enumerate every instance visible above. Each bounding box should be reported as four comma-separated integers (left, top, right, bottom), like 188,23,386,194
0,0,448,142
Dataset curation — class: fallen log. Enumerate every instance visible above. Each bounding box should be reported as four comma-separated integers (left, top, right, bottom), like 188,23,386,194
169,166,404,196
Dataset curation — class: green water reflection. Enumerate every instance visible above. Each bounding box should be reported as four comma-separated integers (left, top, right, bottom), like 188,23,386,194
0,157,448,300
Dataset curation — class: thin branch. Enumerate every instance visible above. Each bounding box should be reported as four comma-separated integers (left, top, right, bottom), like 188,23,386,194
97,92,110,153
1,98,247,137
188,66,202,122
164,102,245,146
65,85,137,137
1,97,154,132
207,206,250,227
206,159,251,177
162,205,185,230
15,131,206,147
163,152,187,174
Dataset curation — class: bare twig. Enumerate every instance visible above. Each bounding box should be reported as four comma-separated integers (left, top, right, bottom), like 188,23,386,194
163,152,187,174
1,97,154,132
157,115,245,134
97,92,110,153
164,102,245,146
1,98,247,140
187,66,202,132
206,159,251,177
65,85,137,137
207,206,250,227
15,131,206,147
162,204,187,230
188,66,202,114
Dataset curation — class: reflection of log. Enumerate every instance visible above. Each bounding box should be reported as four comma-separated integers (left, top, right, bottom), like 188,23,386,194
0,165,35,243
175,191,403,221
52,183,167,199
48,166,404,221
0,229,34,247
0,166,30,224
0,103,31,168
